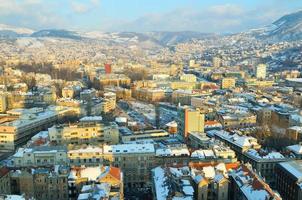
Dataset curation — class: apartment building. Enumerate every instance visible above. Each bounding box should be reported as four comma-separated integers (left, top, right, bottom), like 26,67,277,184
177,106,205,139
242,149,291,188
103,143,155,189
132,88,166,102
12,146,68,167
94,74,131,89
48,121,119,145
0,167,10,195
221,78,236,89
68,143,156,189
120,129,170,143
152,163,230,200
180,74,197,82
275,160,302,200
229,164,281,200
10,166,69,200
0,107,62,152
217,112,257,129
209,130,261,156
68,166,123,200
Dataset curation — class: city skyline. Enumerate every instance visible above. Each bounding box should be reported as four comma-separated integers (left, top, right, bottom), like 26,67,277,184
0,0,301,33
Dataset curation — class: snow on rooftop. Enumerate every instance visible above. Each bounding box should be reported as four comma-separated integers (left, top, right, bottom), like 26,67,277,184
287,144,302,154
212,130,259,148
13,148,26,158
104,143,155,154
203,166,216,179
115,117,127,123
241,184,270,200
69,146,103,154
182,185,194,196
214,174,225,183
246,149,285,160
166,120,177,128
288,126,302,132
4,195,26,200
153,167,169,200
215,163,227,173
80,116,103,122
170,167,190,178
172,197,193,200
31,131,49,140
77,193,90,200
73,166,108,182
156,147,189,157
279,161,302,180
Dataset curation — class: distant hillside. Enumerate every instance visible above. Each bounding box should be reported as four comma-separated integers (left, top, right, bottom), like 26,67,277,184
30,29,82,40
259,10,302,41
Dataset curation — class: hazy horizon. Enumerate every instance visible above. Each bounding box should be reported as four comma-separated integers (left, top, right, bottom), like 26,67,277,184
0,0,301,33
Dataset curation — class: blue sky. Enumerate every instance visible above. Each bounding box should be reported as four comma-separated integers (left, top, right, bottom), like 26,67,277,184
0,0,301,32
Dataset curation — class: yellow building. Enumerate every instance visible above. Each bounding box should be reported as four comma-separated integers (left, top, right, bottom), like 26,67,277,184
256,64,267,79
286,126,302,142
132,88,166,102
177,106,205,138
48,120,119,145
170,81,198,90
172,90,200,105
0,107,62,152
95,74,131,89
221,78,236,89
245,78,275,88
0,94,7,113
180,74,197,82
102,92,116,112
217,113,257,128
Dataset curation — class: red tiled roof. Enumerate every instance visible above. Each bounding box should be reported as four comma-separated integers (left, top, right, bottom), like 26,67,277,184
205,120,219,126
189,162,240,171
109,167,121,181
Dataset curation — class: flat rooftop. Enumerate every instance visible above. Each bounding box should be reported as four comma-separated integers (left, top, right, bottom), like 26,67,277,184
279,160,302,181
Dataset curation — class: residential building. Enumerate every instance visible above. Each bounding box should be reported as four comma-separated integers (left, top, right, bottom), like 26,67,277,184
10,165,69,200
178,106,205,139
12,146,68,167
256,64,267,79
221,78,236,89
229,164,281,200
48,120,119,145
120,129,170,143
0,107,71,152
68,166,123,200
0,167,10,195
275,160,302,200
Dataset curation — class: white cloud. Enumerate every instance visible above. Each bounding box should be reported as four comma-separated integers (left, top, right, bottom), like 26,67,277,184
90,0,100,6
0,0,66,29
71,2,89,13
104,4,291,33
209,4,243,16
70,0,101,14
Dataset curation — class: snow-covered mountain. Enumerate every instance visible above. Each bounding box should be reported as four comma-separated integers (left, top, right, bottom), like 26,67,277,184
30,29,82,40
258,10,302,41
2,10,302,44
0,24,34,38
0,24,34,34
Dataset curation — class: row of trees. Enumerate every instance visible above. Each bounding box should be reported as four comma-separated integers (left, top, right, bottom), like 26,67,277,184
15,62,83,81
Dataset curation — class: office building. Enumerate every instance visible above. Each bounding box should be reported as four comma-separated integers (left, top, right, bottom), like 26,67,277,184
256,64,267,79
